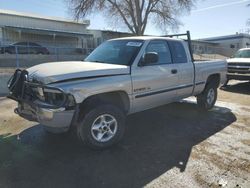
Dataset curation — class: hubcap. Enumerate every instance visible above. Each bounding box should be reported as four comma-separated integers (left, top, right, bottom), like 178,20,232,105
91,114,118,142
207,88,215,105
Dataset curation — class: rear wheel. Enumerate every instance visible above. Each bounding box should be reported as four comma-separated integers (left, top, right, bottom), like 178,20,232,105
197,84,217,111
76,104,125,149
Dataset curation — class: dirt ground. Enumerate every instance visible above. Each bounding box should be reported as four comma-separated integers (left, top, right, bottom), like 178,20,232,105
0,81,249,188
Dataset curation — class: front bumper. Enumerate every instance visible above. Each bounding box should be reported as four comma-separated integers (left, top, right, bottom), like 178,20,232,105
16,101,75,132
227,73,250,81
8,69,76,132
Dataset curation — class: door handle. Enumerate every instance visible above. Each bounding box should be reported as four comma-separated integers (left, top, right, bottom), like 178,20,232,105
171,69,178,74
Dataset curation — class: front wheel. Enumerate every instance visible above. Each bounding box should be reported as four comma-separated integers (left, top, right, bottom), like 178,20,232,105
197,84,217,111
76,104,126,149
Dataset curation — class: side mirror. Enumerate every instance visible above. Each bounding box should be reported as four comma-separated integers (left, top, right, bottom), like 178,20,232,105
140,52,159,66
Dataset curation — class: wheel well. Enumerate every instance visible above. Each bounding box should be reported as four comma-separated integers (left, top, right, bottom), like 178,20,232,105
206,74,220,88
79,91,130,115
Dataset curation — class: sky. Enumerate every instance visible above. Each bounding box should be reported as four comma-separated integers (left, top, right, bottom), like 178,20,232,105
0,0,249,39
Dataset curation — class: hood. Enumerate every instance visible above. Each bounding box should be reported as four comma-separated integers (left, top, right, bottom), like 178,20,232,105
27,61,130,84
227,58,250,63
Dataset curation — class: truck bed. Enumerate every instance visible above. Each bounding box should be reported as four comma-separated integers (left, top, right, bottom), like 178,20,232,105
193,60,227,95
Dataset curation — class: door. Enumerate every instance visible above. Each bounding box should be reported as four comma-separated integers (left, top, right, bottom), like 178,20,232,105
29,42,42,54
168,41,194,99
16,42,28,54
131,40,180,113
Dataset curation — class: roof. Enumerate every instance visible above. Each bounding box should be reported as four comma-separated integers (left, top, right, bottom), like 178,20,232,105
239,48,250,51
110,36,183,41
4,25,93,37
0,9,90,26
90,29,133,35
199,33,250,42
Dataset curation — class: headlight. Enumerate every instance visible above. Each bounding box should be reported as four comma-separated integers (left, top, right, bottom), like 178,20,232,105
33,86,75,108
43,89,65,106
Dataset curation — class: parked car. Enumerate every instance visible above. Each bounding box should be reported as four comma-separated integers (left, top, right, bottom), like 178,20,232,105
0,42,50,54
7,32,227,149
225,48,250,85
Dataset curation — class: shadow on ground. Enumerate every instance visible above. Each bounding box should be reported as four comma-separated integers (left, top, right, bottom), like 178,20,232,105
0,101,236,188
221,81,250,95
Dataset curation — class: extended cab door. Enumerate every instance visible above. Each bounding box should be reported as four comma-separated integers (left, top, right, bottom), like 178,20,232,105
168,41,194,99
131,40,180,113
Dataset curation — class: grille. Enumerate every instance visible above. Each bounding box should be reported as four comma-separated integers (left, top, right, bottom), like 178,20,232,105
228,62,250,67
227,62,250,74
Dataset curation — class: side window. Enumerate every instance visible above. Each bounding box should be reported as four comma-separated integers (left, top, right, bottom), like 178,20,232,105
29,42,40,47
15,42,26,46
145,40,172,65
169,41,188,63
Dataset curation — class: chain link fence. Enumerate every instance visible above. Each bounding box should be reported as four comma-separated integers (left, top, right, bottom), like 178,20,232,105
192,47,231,61
0,45,94,68
0,37,96,68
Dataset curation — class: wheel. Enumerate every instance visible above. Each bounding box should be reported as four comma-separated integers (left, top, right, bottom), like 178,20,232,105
76,104,126,149
197,84,217,111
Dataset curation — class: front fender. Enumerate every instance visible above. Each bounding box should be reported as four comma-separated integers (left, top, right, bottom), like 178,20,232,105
49,75,132,104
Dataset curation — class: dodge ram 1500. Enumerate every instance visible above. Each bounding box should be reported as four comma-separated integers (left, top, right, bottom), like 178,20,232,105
8,32,227,148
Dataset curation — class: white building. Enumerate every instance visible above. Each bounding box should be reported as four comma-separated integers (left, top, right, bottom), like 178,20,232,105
0,9,93,49
199,33,250,57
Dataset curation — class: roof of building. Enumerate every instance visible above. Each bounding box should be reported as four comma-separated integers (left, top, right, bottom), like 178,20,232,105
0,9,90,25
191,39,219,45
200,33,250,42
4,25,93,37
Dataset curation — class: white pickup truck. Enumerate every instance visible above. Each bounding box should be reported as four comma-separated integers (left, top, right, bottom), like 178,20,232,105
8,32,227,148
226,48,250,84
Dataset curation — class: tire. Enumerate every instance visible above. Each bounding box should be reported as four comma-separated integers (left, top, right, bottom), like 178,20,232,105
76,104,126,149
197,84,217,111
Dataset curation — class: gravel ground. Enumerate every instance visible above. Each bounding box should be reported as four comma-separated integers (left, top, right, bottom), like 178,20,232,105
0,81,249,188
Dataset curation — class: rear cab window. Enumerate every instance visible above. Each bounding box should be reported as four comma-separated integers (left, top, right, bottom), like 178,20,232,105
168,41,188,64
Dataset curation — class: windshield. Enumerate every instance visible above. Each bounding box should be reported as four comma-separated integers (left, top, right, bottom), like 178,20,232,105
85,40,144,65
234,49,250,58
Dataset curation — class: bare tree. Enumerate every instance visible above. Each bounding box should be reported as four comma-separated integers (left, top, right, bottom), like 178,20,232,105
67,0,195,35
